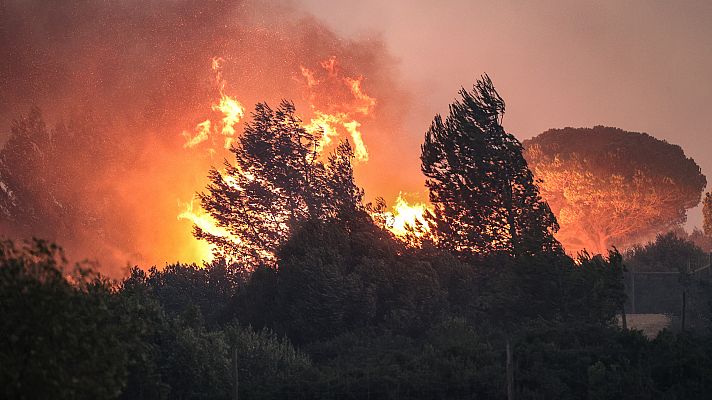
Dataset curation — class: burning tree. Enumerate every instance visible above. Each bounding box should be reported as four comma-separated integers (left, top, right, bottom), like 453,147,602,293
421,75,560,257
197,101,363,268
524,126,707,254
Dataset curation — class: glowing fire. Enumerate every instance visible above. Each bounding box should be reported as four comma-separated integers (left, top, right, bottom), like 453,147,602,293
380,193,433,238
182,119,211,148
304,111,369,161
301,57,375,162
177,195,241,262
179,56,422,262
182,57,245,149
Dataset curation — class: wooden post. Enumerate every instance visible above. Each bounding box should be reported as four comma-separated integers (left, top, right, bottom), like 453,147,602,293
681,259,689,332
631,265,636,314
234,347,239,400
681,289,686,332
506,338,514,400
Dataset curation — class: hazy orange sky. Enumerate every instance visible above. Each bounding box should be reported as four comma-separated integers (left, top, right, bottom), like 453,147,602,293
300,0,712,229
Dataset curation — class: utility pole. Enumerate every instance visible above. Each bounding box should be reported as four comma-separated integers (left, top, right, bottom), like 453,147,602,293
680,259,690,332
681,289,686,332
234,347,239,400
506,338,514,400
631,264,636,314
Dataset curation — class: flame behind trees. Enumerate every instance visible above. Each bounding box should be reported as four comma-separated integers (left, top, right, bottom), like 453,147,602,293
196,101,364,268
524,126,707,254
301,57,376,162
181,56,429,261
0,0,418,271
421,75,560,258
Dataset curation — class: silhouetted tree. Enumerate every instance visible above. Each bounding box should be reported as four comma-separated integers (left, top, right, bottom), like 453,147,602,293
197,101,363,269
625,232,708,273
524,126,707,254
0,239,130,400
687,228,712,252
421,75,560,258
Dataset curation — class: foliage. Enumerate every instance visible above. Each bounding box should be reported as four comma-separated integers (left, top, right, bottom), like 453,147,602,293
225,324,312,399
514,322,653,399
238,218,449,344
524,126,707,254
0,239,129,400
478,250,626,330
567,251,627,324
299,320,504,399
421,75,560,258
122,262,241,328
686,227,712,253
3,90,711,399
6,234,712,400
625,232,708,273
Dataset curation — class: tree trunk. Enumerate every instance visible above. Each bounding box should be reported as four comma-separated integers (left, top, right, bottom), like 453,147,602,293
506,338,514,400
630,266,636,314
234,347,239,400
681,289,687,332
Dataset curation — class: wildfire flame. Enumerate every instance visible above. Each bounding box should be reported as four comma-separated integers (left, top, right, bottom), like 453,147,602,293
177,196,225,262
179,56,423,262
304,111,369,161
301,57,375,162
182,57,245,150
379,193,433,238
182,119,211,148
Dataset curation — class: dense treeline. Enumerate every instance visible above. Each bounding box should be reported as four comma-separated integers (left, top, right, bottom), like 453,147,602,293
3,76,712,399
3,231,712,399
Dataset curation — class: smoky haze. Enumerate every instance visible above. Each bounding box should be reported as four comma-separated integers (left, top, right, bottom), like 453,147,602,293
0,0,414,274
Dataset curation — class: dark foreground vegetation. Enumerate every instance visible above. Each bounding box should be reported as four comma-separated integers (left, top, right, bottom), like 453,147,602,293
3,232,712,400
3,76,712,400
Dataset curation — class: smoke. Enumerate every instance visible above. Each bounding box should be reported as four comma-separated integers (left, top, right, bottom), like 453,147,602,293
0,0,413,275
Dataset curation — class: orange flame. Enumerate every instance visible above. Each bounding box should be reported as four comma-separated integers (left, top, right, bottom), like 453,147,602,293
379,193,433,238
182,57,245,149
300,57,375,162
177,195,243,262
345,76,377,115
182,119,211,148
304,111,369,161
178,56,422,263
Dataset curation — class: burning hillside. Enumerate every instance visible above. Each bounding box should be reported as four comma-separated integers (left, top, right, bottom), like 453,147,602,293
0,0,430,273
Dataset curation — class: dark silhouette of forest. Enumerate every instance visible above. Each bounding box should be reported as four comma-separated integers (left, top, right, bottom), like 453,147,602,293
3,76,712,400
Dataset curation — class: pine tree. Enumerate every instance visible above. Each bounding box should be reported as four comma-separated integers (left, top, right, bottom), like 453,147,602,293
421,75,560,258
197,101,363,268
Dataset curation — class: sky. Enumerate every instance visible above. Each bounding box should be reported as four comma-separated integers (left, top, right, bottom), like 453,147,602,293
300,0,712,229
